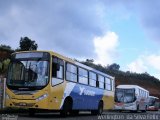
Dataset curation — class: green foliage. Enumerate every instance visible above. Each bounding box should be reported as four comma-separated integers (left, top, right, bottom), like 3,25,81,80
3,59,10,71
0,44,14,61
0,59,10,75
0,44,13,76
0,62,2,70
0,36,38,76
86,59,94,63
17,37,38,51
107,63,120,71
0,44,12,51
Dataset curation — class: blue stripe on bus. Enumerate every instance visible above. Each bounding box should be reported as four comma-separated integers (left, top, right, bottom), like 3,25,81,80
68,84,104,109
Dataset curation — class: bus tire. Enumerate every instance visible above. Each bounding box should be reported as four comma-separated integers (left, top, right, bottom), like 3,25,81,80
136,105,139,112
29,108,35,116
91,101,103,115
119,110,122,112
142,105,147,112
70,110,79,116
91,110,97,115
133,105,139,113
60,98,72,117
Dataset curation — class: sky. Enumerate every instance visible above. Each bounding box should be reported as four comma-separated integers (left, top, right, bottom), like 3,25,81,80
1,0,160,79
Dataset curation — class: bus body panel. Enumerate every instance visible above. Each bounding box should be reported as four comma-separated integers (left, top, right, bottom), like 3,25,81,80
115,102,137,110
66,82,101,109
5,51,115,112
59,81,114,110
102,91,114,110
5,86,50,109
6,80,114,110
49,81,66,110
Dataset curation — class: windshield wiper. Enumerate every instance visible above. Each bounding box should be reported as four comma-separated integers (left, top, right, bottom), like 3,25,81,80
124,95,129,103
116,94,124,102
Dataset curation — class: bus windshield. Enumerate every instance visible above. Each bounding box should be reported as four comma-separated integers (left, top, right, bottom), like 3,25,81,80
115,88,135,103
7,52,50,90
149,97,159,106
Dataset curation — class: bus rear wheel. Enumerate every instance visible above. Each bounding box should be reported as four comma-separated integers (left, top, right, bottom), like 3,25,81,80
70,110,79,116
91,101,103,115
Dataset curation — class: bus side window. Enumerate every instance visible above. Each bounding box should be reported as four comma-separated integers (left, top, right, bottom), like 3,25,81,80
78,67,88,85
89,72,96,87
52,57,64,79
105,77,111,91
52,57,64,86
98,75,104,89
66,63,77,82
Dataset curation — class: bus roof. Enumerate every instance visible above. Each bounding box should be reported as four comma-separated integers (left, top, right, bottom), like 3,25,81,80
13,50,114,79
149,96,159,99
116,85,149,92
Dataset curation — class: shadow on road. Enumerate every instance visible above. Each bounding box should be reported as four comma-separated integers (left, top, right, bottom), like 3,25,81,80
14,110,160,120
18,112,97,119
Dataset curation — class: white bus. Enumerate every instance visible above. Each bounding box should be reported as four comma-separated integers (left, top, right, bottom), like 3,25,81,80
114,85,149,112
148,96,159,111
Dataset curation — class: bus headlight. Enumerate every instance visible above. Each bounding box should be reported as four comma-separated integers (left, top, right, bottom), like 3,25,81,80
36,94,48,102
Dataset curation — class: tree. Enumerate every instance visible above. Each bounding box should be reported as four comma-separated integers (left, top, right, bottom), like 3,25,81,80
107,63,120,71
0,44,14,61
18,37,38,51
86,59,94,63
0,59,10,77
0,44,12,51
0,44,13,76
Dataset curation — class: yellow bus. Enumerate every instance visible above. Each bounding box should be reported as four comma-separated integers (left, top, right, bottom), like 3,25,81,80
5,51,115,116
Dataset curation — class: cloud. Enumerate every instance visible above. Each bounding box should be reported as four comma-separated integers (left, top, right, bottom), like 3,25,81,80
127,57,148,73
133,1,160,42
0,0,107,58
93,31,119,65
146,55,160,71
1,0,160,57
126,54,160,79
93,0,160,44
108,0,160,43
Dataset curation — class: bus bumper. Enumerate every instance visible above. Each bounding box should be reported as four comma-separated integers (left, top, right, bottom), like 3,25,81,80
147,106,159,111
114,103,137,111
5,97,49,110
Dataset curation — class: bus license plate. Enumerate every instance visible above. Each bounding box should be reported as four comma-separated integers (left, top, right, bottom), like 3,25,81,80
19,103,27,106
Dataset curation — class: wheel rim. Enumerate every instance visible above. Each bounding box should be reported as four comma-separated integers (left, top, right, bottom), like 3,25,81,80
99,102,103,114
99,107,102,114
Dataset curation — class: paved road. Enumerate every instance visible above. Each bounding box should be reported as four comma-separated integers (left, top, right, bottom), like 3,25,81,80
1,110,160,120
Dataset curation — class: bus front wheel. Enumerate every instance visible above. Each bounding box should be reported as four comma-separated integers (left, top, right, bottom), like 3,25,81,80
60,99,72,117
29,108,36,116
136,105,139,112
142,105,147,112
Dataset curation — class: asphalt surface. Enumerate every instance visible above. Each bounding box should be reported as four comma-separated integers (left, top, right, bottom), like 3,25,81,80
1,110,160,120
